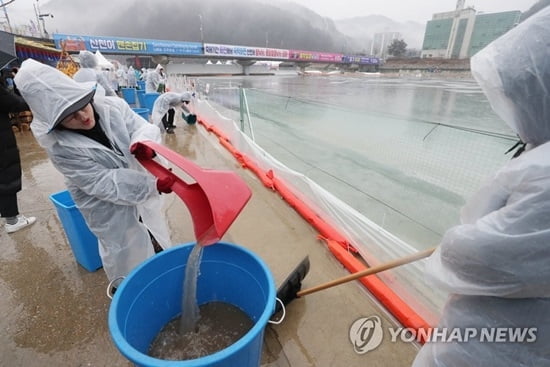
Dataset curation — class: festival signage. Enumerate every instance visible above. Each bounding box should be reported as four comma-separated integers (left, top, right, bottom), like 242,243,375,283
53,34,203,56
51,33,377,64
288,50,344,63
342,55,380,64
204,43,290,60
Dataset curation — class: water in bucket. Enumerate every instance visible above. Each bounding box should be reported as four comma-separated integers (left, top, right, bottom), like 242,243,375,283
180,243,203,334
148,301,253,360
148,241,250,361
108,242,275,367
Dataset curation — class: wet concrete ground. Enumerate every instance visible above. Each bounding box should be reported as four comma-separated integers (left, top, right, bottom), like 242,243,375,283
1,117,418,366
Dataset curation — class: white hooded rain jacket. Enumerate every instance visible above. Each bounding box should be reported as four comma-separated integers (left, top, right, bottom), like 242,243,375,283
15,59,173,282
413,7,550,366
151,92,192,130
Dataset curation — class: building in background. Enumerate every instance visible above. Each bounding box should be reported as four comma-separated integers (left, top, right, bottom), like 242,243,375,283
421,0,520,59
370,32,402,60
467,11,521,55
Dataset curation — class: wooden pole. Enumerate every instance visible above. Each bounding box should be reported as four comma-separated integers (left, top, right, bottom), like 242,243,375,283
297,247,436,297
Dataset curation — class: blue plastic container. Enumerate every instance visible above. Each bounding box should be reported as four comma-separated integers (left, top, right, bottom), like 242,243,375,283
49,190,102,272
108,242,275,367
121,88,136,105
132,107,150,121
137,80,146,90
143,92,160,113
137,90,146,108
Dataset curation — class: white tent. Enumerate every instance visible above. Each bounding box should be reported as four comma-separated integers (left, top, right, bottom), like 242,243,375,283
94,50,114,69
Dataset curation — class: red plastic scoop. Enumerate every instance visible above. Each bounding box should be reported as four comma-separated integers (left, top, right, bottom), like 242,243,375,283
133,140,252,246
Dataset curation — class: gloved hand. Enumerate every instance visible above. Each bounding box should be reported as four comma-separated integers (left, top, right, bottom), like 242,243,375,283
130,143,156,160
186,114,197,124
156,175,176,194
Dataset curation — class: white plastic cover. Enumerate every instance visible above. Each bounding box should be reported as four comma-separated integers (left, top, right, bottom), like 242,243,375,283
94,50,114,69
15,59,173,282
127,65,137,87
470,9,550,148
145,64,166,93
73,50,116,96
414,7,550,366
150,92,192,129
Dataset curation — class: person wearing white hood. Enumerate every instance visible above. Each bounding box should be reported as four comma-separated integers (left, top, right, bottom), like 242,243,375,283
73,50,117,97
145,64,166,93
127,65,137,88
14,59,175,284
151,92,196,133
412,7,550,366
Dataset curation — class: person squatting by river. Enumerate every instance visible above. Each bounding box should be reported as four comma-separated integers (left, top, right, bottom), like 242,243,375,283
15,59,176,283
412,7,550,366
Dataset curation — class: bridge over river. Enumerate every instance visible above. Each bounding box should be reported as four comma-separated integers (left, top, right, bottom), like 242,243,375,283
50,33,380,74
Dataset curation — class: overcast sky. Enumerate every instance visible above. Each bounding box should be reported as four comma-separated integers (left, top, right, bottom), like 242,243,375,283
285,0,537,22
2,0,539,28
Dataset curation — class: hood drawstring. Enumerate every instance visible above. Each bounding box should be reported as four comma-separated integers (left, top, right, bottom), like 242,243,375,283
505,139,527,159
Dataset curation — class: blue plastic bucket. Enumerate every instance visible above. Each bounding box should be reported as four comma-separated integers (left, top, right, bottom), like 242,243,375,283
121,88,136,105
137,80,146,90
108,242,275,367
49,190,102,272
132,107,150,121
143,92,161,112
137,90,146,108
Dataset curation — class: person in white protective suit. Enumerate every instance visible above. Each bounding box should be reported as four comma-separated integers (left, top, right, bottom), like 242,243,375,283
14,59,176,284
151,92,196,133
127,66,137,88
412,7,550,366
145,64,166,93
72,50,117,97
115,65,128,89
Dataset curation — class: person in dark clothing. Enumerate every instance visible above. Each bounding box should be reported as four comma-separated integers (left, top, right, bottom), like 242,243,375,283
11,67,21,96
0,79,36,233
161,108,176,134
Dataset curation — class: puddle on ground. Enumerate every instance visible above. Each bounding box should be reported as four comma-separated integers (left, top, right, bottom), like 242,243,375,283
148,301,253,361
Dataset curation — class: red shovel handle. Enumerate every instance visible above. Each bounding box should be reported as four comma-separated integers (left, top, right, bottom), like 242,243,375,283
132,141,251,246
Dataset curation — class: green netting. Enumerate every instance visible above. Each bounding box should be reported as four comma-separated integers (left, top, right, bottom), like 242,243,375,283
175,78,518,324
206,86,514,248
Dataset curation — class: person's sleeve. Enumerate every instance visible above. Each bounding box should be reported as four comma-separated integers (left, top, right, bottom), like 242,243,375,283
150,95,169,129
425,168,550,299
96,72,117,96
51,148,157,206
0,87,29,113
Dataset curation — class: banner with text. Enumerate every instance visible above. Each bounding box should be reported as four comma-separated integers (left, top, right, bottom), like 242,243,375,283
204,43,290,60
53,34,203,56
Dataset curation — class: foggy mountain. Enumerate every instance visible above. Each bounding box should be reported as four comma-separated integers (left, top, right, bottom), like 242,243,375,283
42,0,424,54
44,0,349,53
335,15,426,52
